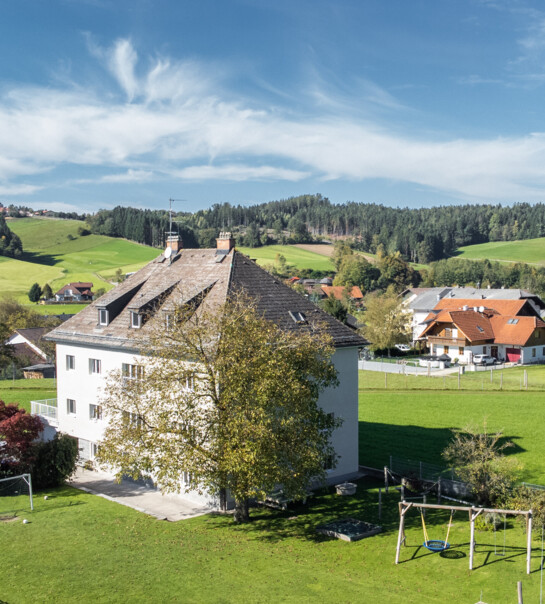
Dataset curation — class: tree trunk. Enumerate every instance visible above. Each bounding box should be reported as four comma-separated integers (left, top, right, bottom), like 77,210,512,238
234,498,249,523
219,487,227,512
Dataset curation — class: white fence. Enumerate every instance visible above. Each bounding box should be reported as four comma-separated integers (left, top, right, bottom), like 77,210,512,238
31,399,58,426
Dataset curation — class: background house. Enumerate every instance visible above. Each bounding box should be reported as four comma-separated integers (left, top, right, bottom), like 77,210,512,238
55,282,94,302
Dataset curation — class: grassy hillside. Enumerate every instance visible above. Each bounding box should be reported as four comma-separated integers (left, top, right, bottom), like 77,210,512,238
237,244,335,272
457,237,545,265
3,218,158,303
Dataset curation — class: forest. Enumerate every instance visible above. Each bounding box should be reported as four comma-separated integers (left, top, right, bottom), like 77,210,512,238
84,194,545,264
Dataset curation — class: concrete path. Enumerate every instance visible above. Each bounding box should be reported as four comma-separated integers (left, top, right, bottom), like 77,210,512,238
70,467,215,521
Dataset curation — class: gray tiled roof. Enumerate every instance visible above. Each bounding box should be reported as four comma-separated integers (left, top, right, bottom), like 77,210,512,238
47,249,366,350
409,287,542,311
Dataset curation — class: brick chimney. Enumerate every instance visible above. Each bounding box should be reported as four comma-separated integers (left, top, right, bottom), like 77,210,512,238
216,231,235,252
166,233,182,253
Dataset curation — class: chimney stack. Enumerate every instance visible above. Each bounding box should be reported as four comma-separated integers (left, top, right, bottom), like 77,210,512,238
216,231,235,252
166,234,182,254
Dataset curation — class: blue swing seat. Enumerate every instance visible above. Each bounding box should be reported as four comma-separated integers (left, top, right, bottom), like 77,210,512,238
423,539,450,552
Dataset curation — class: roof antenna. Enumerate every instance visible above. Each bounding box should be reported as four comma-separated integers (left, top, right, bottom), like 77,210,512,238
165,198,185,264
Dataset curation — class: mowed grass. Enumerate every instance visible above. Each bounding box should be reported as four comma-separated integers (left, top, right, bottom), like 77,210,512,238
1,480,543,604
238,244,335,272
359,366,545,483
457,237,545,265
4,218,158,301
0,378,56,413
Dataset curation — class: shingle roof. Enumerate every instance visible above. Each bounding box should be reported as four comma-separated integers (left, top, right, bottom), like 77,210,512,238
420,310,495,342
14,327,49,347
47,249,366,350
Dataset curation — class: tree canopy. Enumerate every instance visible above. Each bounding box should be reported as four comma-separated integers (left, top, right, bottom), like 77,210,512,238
97,292,340,522
360,292,411,352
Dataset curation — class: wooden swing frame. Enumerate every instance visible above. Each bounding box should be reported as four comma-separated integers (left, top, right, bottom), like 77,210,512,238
395,501,533,574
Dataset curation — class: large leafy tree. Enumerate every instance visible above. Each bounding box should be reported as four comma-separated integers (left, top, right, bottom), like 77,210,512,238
97,292,339,522
0,401,44,475
361,292,411,353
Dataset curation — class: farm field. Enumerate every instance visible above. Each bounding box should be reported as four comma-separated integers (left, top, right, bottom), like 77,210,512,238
457,237,545,265
1,479,542,604
237,244,335,272
3,218,158,302
359,366,545,483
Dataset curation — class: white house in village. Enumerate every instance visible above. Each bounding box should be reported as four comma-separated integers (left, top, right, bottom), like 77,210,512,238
403,287,545,342
419,300,545,364
37,234,365,508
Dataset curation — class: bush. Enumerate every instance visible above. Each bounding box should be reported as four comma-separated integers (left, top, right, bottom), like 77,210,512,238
31,433,78,489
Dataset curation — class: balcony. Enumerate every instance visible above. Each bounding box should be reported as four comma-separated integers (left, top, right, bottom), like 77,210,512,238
31,398,58,427
427,336,467,347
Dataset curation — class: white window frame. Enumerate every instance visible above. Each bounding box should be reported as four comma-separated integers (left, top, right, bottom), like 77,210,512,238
89,358,102,374
122,363,144,380
67,399,76,415
66,355,75,370
89,404,103,421
98,309,109,326
131,312,142,329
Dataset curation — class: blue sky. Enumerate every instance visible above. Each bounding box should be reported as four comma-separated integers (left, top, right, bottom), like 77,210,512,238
2,0,545,213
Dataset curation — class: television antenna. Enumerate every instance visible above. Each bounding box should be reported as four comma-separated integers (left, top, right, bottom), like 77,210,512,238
167,198,186,237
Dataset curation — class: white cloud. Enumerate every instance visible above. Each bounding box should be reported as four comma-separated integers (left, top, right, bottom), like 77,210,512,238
176,164,310,182
3,38,545,201
0,184,42,195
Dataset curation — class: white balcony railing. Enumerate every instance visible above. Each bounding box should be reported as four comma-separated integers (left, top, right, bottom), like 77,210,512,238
31,399,58,426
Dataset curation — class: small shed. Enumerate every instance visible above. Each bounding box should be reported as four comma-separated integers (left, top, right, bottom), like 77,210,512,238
22,363,56,379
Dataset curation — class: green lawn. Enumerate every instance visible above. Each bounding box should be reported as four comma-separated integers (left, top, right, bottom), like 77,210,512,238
457,237,545,265
1,480,542,604
4,218,159,301
359,366,545,483
0,378,56,413
238,244,335,272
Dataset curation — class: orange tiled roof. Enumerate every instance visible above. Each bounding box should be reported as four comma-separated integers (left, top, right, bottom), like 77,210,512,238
321,285,364,300
433,298,527,316
421,310,495,342
490,315,545,346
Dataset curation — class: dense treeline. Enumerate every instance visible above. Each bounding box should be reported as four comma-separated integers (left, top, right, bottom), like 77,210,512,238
86,206,198,248
0,215,22,257
422,257,545,298
188,194,545,262
85,195,545,262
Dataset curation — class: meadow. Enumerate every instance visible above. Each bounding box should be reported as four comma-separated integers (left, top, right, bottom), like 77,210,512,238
237,244,335,272
2,370,545,602
457,237,545,265
3,218,158,302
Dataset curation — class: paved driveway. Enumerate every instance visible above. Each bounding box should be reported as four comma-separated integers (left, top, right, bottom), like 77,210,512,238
70,467,215,521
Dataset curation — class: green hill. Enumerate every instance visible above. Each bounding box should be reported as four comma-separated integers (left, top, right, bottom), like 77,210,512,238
3,218,159,307
237,245,335,272
456,237,545,265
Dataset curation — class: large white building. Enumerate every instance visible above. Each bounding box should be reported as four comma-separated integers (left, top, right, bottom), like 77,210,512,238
41,234,365,507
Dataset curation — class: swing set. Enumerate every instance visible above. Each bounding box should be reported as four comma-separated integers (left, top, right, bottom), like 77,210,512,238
395,501,533,573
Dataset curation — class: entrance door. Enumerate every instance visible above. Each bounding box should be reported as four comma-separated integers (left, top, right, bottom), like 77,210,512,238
491,346,498,359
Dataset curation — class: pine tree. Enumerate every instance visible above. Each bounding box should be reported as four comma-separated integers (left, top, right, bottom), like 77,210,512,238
27,283,42,303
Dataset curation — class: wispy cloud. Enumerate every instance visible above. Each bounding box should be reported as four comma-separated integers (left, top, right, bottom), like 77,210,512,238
3,38,545,202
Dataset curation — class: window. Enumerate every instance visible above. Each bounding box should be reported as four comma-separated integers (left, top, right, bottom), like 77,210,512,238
483,346,487,354
98,309,109,326
183,374,195,390
533,348,537,358
89,359,102,374
67,399,76,415
122,363,144,380
165,313,174,330
288,310,307,324
131,312,142,329
123,411,144,428
91,443,99,459
507,318,519,325
323,455,335,471
476,326,484,333
459,346,464,355
89,404,103,420
444,328,451,337
183,471,193,486
444,345,449,354
66,355,75,370
452,329,458,338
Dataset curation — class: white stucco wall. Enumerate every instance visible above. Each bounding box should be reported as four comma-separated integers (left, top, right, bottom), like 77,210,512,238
55,341,360,503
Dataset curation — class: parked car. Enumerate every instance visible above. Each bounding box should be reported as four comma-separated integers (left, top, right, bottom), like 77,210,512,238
473,354,496,365
395,344,411,352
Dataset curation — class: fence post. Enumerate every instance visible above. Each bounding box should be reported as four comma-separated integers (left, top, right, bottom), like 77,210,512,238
500,372,503,390
384,466,389,493
491,368,493,383
385,372,387,389
438,477,442,504
458,367,461,390
378,488,382,520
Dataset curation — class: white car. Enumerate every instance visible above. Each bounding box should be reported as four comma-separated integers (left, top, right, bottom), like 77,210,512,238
395,344,411,352
473,354,496,365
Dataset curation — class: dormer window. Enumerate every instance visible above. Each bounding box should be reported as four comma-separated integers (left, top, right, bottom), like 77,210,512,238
165,313,174,330
131,312,142,329
98,309,109,326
